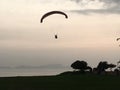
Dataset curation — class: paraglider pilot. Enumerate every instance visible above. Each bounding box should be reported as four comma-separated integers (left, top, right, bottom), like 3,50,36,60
40,11,68,40
55,34,58,39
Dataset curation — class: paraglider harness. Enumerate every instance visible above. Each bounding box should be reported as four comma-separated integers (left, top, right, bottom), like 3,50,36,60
55,34,58,39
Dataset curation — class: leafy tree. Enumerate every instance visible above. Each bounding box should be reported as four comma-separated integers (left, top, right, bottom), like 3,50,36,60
71,60,92,73
96,61,116,74
108,64,116,71
96,61,109,74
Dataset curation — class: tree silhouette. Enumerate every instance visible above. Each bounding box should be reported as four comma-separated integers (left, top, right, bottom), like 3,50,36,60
95,61,116,74
108,64,116,71
71,60,92,73
96,61,109,74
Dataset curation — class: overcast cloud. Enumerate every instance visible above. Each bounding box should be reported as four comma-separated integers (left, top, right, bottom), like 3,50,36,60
70,0,120,14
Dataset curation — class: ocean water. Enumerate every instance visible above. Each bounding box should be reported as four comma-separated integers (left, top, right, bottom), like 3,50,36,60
0,68,71,77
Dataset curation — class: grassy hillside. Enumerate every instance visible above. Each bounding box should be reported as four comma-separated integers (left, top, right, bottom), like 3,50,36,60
0,73,120,90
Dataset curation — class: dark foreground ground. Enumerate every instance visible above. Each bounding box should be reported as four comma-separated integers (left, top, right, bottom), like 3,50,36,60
0,72,120,90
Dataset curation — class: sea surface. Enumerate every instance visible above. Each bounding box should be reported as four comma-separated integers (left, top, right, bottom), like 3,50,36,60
0,68,71,77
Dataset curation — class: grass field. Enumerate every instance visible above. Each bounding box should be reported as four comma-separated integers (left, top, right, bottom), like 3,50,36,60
0,73,120,90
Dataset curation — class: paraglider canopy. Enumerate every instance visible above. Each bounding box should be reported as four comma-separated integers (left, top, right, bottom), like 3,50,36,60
116,38,120,47
117,38,120,41
40,11,68,23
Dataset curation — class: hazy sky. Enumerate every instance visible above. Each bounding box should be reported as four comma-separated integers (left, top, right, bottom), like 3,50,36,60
0,0,120,68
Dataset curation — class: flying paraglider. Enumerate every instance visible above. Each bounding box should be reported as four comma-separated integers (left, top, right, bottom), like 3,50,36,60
40,11,68,23
40,11,68,39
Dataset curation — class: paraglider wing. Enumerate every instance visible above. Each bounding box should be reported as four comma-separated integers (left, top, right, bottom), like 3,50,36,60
116,38,120,41
116,38,120,47
40,11,68,23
